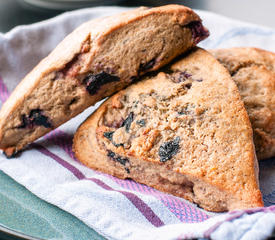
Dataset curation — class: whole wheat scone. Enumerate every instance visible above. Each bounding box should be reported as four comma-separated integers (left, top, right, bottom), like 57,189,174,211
0,5,209,157
211,48,275,160
73,48,263,212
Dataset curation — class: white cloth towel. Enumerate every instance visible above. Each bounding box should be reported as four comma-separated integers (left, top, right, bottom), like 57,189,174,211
0,7,274,240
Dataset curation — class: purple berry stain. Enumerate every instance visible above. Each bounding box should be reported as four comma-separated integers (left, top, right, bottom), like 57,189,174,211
18,109,52,129
172,71,192,83
83,71,120,95
139,58,156,73
103,131,114,141
186,21,209,44
103,131,124,147
122,112,134,132
107,150,130,173
136,119,146,127
159,137,180,162
185,83,192,89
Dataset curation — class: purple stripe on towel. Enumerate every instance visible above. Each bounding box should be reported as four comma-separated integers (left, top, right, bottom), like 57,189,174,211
31,143,164,227
32,143,85,180
90,178,164,227
44,129,78,162
110,176,209,223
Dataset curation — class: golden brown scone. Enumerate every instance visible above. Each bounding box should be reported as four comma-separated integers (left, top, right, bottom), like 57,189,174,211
73,48,263,212
211,47,275,160
0,5,209,157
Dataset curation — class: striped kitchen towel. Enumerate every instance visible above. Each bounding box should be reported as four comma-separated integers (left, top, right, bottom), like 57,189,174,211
0,7,275,240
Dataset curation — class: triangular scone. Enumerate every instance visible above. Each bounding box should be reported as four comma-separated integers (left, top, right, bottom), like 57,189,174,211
211,48,275,160
0,5,209,157
73,48,263,212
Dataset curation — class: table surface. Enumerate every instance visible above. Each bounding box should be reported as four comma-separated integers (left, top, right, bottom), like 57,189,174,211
0,0,275,33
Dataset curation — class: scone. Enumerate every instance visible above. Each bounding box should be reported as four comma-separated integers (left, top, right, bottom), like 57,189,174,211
211,48,275,160
73,48,263,212
0,5,209,157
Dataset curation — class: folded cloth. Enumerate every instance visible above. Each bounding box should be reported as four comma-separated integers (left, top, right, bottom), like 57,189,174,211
0,6,274,240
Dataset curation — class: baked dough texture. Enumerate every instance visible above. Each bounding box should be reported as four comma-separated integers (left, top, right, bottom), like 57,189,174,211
73,48,263,212
212,47,275,160
0,5,209,157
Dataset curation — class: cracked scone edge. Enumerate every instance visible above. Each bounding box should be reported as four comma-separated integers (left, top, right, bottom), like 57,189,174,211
73,48,263,212
0,4,209,156
211,47,275,160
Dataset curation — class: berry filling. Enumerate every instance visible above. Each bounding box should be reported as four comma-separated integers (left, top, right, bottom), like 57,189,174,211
18,109,52,129
107,150,130,173
186,21,209,44
136,119,146,127
171,71,192,83
103,131,124,148
159,137,180,162
121,112,134,132
139,58,156,73
83,71,120,95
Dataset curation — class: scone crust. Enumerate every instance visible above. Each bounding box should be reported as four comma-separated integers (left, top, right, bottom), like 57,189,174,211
74,48,263,212
211,47,275,160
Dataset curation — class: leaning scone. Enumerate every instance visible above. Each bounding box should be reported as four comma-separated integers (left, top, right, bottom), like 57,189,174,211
212,47,275,160
73,48,263,212
0,5,209,157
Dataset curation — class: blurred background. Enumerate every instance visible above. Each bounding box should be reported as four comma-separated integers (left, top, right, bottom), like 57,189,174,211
0,0,274,33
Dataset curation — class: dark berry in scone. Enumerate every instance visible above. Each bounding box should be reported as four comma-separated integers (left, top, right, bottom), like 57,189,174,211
73,48,263,212
0,5,209,157
211,47,275,160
